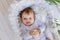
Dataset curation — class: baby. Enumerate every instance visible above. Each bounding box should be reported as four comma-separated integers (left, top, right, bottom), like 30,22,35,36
19,7,46,40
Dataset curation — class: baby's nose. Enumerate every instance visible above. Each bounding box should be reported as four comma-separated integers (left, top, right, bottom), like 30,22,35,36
27,19,30,21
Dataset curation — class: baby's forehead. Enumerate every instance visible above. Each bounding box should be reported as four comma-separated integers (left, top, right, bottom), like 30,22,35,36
22,12,34,17
22,11,34,15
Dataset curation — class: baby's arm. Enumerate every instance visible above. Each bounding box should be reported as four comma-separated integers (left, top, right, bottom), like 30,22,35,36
38,22,46,40
20,27,32,40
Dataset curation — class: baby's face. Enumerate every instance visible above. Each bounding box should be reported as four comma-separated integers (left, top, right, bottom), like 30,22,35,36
21,11,34,26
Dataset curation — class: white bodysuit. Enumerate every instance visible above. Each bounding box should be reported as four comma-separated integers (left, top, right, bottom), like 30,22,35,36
20,19,46,40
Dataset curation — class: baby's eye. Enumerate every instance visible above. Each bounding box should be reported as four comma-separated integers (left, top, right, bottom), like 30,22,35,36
24,18,27,20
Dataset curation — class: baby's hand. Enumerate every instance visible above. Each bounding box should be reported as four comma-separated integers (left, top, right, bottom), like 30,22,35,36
29,28,41,36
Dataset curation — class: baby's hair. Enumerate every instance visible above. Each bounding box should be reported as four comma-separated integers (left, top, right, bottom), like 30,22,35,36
19,7,35,18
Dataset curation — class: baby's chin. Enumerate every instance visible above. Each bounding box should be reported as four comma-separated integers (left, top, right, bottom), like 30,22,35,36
24,23,33,26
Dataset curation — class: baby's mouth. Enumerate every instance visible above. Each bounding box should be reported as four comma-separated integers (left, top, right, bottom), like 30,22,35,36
26,22,30,24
